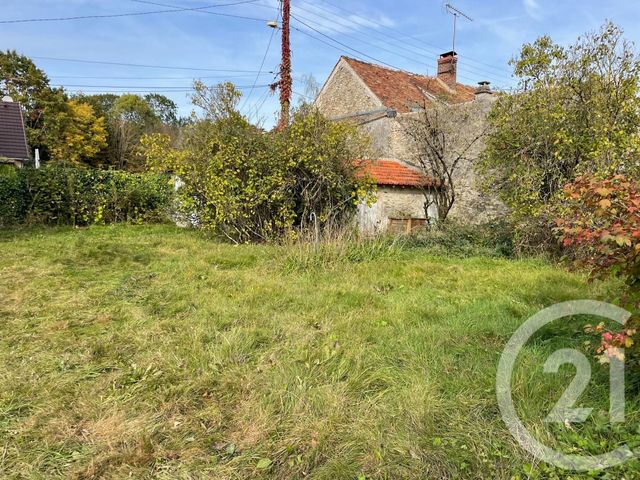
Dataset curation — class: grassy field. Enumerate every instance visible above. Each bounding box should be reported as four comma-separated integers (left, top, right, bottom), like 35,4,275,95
0,226,638,479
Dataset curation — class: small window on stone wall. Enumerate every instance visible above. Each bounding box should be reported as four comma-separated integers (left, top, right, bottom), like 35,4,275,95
388,218,427,234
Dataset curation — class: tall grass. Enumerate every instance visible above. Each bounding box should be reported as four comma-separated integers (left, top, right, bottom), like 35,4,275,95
281,227,408,273
281,220,515,273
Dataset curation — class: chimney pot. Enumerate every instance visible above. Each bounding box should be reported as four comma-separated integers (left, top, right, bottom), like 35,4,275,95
437,51,458,86
475,81,495,103
475,81,492,94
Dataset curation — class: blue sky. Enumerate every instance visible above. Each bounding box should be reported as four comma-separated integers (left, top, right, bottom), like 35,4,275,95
2,0,639,126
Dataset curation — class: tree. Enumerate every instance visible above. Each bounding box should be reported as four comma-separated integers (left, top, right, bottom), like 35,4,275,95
0,51,112,166
478,22,640,241
401,102,488,223
72,93,119,119
281,108,373,231
108,94,160,170
0,50,68,160
48,101,108,165
296,74,321,107
144,93,178,125
0,50,50,113
190,80,242,121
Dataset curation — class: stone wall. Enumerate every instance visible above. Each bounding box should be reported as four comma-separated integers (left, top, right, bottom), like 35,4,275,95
446,95,507,223
315,61,381,118
374,97,507,225
357,186,438,234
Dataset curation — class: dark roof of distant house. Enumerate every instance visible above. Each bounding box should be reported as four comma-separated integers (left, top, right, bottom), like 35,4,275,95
343,56,476,113
357,159,435,188
0,101,29,161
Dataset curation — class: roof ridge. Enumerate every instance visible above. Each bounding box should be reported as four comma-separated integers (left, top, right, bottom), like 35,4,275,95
341,55,427,78
342,55,474,88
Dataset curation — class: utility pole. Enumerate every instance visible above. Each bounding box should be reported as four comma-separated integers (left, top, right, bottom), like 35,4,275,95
444,4,473,53
277,0,292,131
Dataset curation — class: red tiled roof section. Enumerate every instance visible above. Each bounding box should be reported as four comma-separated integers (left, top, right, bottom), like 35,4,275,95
357,159,435,188
344,56,476,113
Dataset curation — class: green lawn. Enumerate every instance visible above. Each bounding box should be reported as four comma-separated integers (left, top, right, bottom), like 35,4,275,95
0,226,638,479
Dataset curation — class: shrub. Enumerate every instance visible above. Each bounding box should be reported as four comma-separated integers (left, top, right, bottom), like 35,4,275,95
555,175,640,297
143,83,374,243
0,164,28,226
556,174,640,375
406,220,515,258
0,165,172,226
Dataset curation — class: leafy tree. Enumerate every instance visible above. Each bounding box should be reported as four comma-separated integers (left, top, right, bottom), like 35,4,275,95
72,93,179,168
0,50,50,113
111,94,159,126
0,51,112,166
190,80,242,121
478,22,640,244
144,93,178,125
0,50,68,159
144,84,289,242
109,94,160,170
48,101,108,165
72,93,119,119
281,108,373,231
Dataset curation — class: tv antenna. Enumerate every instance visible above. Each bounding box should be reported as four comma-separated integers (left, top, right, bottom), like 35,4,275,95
444,3,473,53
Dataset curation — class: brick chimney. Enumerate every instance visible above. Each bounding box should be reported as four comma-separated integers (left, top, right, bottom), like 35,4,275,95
437,51,457,86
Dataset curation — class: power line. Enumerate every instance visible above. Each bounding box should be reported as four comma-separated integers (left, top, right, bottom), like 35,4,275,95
313,0,512,80
291,14,404,72
293,90,313,101
292,8,421,66
0,0,260,24
49,73,273,80
131,0,267,22
53,83,271,89
292,3,511,85
63,85,273,94
292,12,488,86
32,56,268,73
291,20,494,87
248,86,273,121
241,8,279,112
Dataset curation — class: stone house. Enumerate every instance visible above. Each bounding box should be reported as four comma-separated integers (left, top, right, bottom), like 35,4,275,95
0,96,30,168
315,52,505,234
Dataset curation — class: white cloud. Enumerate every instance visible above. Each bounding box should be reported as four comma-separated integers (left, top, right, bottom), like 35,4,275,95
523,0,542,20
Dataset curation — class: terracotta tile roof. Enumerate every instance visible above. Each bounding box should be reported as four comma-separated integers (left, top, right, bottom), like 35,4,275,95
0,101,29,161
357,159,434,188
343,56,476,113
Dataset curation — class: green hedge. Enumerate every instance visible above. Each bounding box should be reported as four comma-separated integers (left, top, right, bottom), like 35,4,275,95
0,165,173,227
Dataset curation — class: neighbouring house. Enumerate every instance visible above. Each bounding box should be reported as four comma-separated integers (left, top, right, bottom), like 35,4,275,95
316,52,506,234
0,96,30,168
